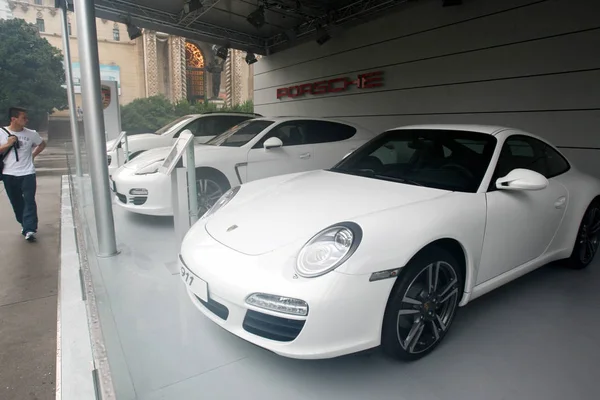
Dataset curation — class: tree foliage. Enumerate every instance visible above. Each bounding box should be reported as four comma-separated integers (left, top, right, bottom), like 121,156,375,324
121,95,255,134
0,18,67,129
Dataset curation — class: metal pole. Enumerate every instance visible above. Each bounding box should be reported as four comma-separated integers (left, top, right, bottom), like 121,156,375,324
186,142,198,225
124,132,129,162
73,0,118,256
59,0,83,177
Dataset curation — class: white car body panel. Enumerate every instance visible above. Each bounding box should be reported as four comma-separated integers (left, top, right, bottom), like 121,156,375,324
205,170,451,256
111,117,377,216
476,178,569,284
245,143,316,182
179,124,600,359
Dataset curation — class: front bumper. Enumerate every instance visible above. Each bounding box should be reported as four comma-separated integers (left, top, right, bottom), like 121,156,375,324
179,222,396,359
111,167,173,216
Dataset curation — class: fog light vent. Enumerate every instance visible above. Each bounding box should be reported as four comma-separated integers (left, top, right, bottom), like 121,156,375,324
129,188,148,196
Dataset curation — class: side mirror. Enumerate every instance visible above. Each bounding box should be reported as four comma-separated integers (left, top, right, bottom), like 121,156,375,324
264,137,283,150
496,168,548,191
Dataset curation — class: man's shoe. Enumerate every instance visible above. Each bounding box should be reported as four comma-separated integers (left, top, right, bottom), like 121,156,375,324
25,232,36,242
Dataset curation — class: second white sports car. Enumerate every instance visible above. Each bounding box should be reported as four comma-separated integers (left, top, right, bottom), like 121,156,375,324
111,116,375,216
178,124,600,360
105,112,257,177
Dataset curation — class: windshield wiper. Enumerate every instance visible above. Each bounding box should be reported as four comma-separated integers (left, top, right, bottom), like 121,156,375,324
373,175,423,186
330,168,423,186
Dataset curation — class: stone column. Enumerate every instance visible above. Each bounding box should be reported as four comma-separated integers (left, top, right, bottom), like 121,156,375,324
225,51,233,107
225,49,245,107
169,36,186,101
233,50,244,105
143,30,159,97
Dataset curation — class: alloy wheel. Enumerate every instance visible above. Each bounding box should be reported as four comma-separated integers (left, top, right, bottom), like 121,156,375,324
196,178,224,216
579,206,600,265
396,261,459,354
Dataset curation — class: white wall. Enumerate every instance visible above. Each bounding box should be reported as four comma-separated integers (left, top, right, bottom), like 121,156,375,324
254,0,600,177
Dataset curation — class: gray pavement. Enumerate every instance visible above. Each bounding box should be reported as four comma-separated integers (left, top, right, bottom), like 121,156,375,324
0,134,67,400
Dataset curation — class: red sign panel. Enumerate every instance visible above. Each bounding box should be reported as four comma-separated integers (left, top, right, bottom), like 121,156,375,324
276,71,384,100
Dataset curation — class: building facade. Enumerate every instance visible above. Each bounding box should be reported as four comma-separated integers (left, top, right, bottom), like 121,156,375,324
7,0,253,119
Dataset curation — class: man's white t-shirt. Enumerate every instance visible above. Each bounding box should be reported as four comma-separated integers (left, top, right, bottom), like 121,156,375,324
0,127,43,176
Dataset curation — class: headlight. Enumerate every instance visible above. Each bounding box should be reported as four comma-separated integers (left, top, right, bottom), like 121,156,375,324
134,160,164,175
200,186,240,220
296,222,362,278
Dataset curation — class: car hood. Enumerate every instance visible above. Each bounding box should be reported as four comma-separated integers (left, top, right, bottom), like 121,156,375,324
205,170,450,256
123,146,171,170
106,133,157,151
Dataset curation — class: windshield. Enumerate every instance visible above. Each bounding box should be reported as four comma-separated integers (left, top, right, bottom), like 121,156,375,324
206,119,275,147
156,115,194,135
331,129,497,193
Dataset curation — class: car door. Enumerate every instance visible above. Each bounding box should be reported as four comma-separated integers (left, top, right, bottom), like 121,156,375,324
476,135,569,284
245,120,315,182
303,120,362,167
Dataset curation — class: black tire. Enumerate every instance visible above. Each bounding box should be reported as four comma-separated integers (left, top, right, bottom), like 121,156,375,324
195,168,230,217
566,199,600,270
381,246,463,361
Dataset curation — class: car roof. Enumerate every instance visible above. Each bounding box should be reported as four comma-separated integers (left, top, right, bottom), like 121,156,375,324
248,115,374,132
188,112,262,118
388,124,563,149
390,124,510,136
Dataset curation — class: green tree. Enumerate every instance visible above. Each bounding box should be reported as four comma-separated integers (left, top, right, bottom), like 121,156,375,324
119,95,175,134
0,18,67,129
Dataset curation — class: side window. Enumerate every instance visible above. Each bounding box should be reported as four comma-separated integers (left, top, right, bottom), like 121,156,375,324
507,138,534,157
186,116,254,137
490,135,562,190
304,121,357,144
253,121,308,148
539,142,570,178
175,118,202,137
493,136,538,180
208,116,252,136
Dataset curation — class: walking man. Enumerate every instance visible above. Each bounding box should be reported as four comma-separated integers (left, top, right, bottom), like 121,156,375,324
0,107,47,241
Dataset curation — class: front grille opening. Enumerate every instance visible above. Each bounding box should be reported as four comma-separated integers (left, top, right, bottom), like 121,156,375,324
243,310,305,342
197,296,229,320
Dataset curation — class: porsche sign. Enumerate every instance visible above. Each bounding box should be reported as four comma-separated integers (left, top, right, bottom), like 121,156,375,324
276,71,384,100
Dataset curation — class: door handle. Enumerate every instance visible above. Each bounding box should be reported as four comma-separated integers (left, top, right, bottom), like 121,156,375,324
554,196,566,209
299,153,311,159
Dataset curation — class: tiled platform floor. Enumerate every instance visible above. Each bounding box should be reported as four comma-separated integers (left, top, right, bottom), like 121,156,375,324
75,177,600,400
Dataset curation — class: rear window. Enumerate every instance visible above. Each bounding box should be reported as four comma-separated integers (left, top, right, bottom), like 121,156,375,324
304,120,357,144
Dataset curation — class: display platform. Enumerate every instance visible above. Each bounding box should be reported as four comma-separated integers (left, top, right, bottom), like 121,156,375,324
64,175,600,400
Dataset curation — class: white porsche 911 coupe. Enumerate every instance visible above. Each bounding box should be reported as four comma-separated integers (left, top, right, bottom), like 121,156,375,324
105,112,257,177
111,116,375,216
178,124,600,361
